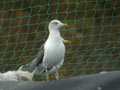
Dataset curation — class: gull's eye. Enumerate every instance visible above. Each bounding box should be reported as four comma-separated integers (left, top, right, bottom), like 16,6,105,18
54,22,58,25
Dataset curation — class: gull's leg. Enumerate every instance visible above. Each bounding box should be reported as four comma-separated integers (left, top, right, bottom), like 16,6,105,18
45,68,49,81
55,71,59,80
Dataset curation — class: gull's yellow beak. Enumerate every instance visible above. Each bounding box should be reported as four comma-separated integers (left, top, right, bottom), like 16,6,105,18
63,23,68,28
63,40,71,45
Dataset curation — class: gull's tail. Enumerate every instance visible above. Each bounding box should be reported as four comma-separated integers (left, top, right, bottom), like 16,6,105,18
19,58,38,73
19,58,45,75
19,43,45,74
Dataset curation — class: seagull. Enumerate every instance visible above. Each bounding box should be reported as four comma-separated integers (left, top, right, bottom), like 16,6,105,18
20,20,70,81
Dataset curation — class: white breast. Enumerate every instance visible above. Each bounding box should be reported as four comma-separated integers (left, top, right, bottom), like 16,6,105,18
42,38,65,68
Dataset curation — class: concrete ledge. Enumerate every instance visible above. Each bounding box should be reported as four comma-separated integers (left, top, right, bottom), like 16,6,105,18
0,71,120,90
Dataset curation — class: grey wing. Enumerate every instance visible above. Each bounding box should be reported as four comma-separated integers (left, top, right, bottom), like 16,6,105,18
19,43,45,73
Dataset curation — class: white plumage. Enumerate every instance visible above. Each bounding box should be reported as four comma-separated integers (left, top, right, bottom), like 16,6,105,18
42,20,65,68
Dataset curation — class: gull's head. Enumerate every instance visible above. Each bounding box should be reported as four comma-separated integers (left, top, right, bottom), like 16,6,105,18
48,20,68,31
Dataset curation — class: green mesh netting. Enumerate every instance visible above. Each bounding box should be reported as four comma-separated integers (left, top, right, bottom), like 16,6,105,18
0,0,120,81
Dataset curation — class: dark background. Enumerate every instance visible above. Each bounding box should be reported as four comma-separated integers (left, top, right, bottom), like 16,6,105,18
0,0,120,80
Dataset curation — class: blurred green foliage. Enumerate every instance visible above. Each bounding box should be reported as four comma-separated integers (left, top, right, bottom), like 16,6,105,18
0,0,120,80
